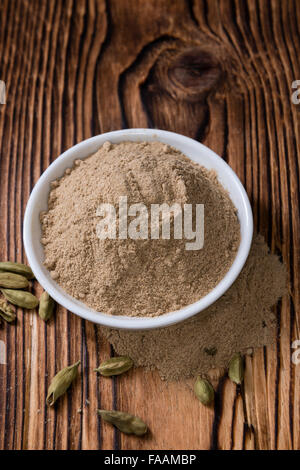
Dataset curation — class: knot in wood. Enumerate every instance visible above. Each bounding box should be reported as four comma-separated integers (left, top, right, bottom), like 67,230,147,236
167,47,222,102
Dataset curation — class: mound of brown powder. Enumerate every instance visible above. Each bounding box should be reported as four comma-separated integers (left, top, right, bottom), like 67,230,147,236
102,235,287,380
41,141,240,317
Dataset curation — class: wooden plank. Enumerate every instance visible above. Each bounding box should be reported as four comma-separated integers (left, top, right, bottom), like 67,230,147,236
0,0,298,450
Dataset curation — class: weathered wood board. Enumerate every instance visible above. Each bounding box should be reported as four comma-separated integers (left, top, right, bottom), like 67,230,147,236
0,0,299,450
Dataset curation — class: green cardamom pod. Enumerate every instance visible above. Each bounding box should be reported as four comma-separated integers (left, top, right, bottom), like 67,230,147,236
0,272,29,289
0,261,34,279
94,356,133,376
46,360,81,406
0,299,16,323
228,353,244,384
98,410,147,436
1,289,39,309
194,377,214,406
39,291,55,321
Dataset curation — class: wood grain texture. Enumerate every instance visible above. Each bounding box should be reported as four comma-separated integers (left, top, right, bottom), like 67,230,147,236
0,0,299,450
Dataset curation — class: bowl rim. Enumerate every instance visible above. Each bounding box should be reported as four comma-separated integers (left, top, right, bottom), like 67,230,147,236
23,128,253,330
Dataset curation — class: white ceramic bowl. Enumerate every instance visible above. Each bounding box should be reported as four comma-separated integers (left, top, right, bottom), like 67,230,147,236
24,129,253,330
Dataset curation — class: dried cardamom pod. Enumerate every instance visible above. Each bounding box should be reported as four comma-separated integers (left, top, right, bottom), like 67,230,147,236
228,353,244,384
194,377,214,406
94,356,133,376
39,291,55,321
0,272,29,289
98,410,147,436
0,299,16,323
46,360,81,406
0,261,34,279
1,289,39,309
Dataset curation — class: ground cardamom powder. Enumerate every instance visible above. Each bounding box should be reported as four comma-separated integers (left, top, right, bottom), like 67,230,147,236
41,141,240,317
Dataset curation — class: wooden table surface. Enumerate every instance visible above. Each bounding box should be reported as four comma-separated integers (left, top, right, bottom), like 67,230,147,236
0,0,299,450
